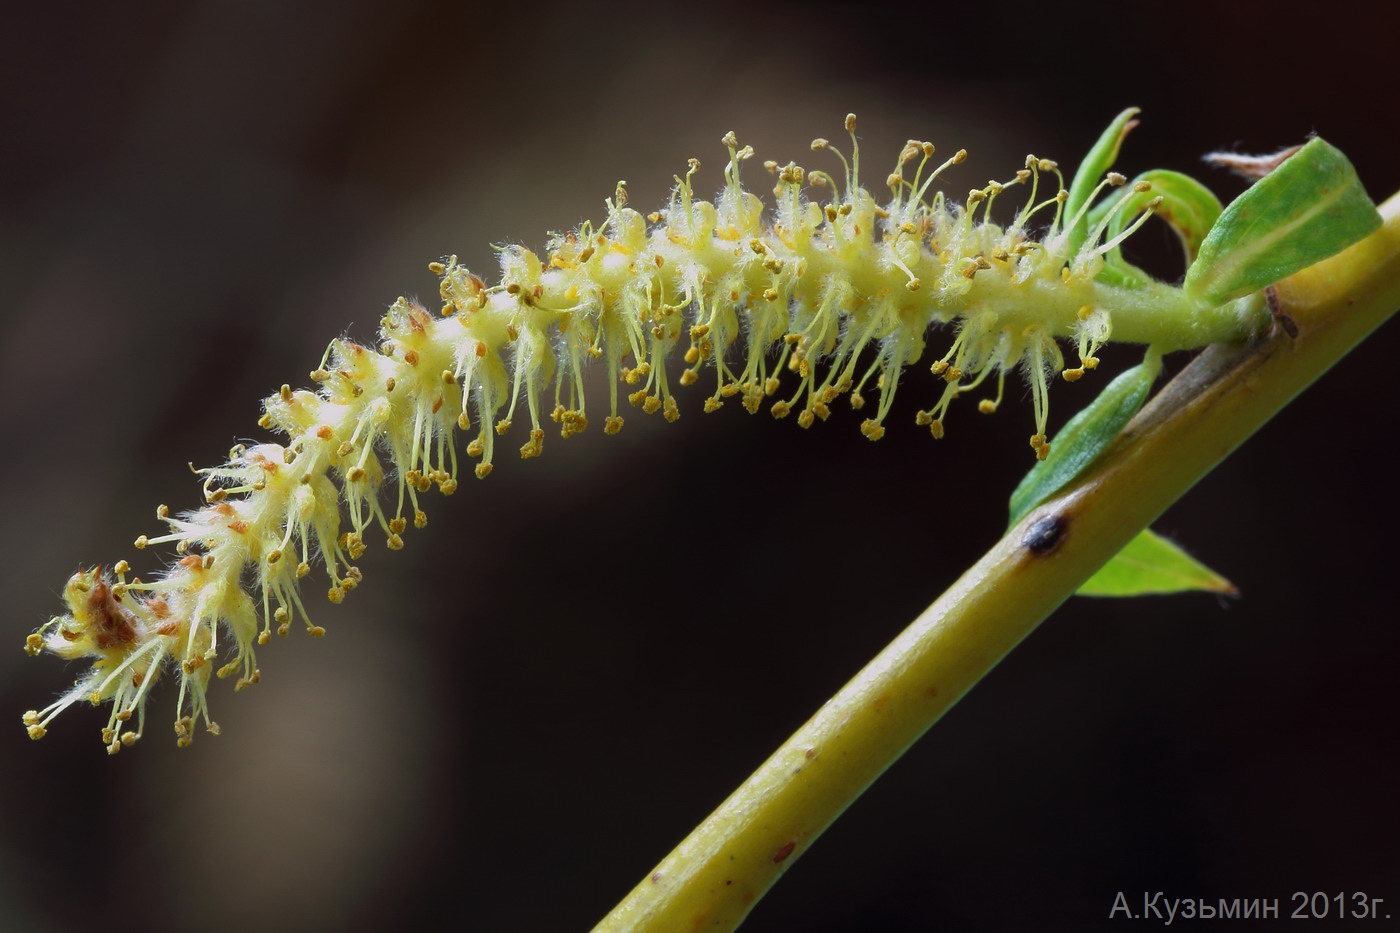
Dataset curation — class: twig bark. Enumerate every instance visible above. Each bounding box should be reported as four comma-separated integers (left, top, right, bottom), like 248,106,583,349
593,193,1400,933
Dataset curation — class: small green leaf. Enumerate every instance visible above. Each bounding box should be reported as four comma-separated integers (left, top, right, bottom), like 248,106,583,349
1095,169,1224,263
1065,107,1140,259
1077,528,1237,597
1183,137,1382,306
1088,169,1224,288
1008,351,1161,528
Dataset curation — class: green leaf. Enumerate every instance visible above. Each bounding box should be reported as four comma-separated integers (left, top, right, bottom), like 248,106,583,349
1064,107,1140,259
1077,528,1237,597
1088,169,1224,289
1183,137,1382,306
1008,351,1161,528
1095,169,1224,263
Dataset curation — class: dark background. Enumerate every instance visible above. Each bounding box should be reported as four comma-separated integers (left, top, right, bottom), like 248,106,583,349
2,2,1395,931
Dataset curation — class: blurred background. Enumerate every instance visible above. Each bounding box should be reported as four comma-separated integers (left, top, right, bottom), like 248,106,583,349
2,1,1395,931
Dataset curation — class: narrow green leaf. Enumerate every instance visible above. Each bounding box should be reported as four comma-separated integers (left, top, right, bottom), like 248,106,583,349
1183,137,1382,305
1097,169,1223,261
1088,169,1224,288
1077,528,1237,597
1065,107,1140,259
1008,351,1161,527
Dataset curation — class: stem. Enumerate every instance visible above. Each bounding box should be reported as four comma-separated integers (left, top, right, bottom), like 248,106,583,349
592,191,1400,933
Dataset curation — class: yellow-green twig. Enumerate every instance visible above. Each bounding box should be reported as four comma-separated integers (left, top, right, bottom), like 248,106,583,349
593,191,1400,933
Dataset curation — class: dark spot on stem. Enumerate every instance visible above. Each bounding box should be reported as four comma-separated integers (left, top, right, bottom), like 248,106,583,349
772,841,797,864
1022,515,1067,556
1265,285,1298,338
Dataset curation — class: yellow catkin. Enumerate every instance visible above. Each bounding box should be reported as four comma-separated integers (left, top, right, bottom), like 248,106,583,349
23,117,1248,749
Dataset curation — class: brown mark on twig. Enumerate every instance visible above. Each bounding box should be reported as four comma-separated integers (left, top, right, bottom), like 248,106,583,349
1265,285,1299,338
1022,514,1068,556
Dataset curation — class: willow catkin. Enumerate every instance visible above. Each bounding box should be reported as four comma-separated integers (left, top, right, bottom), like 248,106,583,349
23,115,1259,751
